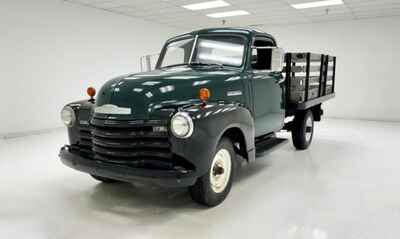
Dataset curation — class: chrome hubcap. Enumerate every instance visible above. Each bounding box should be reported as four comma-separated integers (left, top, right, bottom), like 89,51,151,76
210,149,231,193
305,116,313,142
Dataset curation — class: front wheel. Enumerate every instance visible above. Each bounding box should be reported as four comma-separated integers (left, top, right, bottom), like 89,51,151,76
292,110,314,150
189,137,236,207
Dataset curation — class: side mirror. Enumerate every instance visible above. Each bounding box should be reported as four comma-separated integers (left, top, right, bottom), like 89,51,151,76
270,47,285,72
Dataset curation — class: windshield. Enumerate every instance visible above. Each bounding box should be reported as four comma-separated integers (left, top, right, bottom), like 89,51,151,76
192,35,245,67
159,35,245,68
160,37,195,68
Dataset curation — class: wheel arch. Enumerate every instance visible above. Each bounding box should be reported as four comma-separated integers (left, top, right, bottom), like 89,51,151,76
170,102,255,176
220,126,249,161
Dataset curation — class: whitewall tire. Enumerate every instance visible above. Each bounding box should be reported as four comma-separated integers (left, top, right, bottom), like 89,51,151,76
189,137,236,207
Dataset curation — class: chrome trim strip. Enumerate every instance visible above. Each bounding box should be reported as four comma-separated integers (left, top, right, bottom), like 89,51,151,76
94,104,131,115
227,90,243,96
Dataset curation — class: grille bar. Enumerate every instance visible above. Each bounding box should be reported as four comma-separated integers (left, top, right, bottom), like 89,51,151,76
91,128,167,139
92,137,170,149
93,145,172,159
78,128,93,153
78,118,172,162
91,118,168,128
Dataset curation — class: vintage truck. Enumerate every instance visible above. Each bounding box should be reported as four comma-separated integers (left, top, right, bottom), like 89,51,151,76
59,27,336,206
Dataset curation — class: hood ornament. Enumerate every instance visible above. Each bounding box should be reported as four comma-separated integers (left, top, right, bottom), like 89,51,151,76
94,104,131,115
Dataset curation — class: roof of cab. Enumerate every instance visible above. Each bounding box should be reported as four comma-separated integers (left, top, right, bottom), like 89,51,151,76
167,27,276,44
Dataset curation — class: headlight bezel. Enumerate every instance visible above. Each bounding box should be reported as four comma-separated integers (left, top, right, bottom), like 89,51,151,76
61,106,76,127
170,112,194,139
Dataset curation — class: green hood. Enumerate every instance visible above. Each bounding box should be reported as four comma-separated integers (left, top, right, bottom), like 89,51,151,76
95,66,244,119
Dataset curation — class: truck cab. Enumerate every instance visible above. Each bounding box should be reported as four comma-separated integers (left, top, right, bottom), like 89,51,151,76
59,27,336,207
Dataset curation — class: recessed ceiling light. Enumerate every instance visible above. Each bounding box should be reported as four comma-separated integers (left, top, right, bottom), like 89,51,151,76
207,10,250,18
291,0,344,9
182,0,230,11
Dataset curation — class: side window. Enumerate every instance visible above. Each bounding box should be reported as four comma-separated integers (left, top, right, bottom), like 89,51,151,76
251,38,275,70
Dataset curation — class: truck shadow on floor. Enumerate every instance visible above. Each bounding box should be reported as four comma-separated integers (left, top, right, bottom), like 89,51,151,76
86,159,271,215
85,138,362,216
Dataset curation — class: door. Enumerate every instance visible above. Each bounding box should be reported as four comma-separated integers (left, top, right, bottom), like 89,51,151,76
250,38,285,137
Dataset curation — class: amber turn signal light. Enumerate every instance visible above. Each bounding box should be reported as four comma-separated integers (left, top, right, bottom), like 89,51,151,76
199,88,210,101
87,87,96,99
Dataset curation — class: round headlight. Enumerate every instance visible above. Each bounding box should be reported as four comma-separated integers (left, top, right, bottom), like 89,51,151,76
61,106,76,127
171,112,193,138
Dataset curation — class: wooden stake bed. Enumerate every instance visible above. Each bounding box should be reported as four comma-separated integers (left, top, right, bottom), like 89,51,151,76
284,52,336,113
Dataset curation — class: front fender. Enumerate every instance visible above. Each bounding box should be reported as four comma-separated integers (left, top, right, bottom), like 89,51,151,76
170,102,255,177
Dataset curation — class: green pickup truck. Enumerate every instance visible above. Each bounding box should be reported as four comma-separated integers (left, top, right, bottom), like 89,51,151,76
59,27,336,206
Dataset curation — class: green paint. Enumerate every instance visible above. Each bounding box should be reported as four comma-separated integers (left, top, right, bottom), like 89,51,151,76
95,28,284,136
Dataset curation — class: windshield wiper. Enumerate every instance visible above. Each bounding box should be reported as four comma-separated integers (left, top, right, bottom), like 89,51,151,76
189,62,224,68
160,63,190,69
161,62,225,69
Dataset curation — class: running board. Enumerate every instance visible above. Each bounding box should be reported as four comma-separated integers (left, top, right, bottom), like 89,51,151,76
255,137,288,158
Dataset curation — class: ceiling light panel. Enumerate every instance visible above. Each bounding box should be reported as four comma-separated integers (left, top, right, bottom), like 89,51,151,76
298,4,349,16
207,10,250,18
182,0,230,11
291,0,344,9
65,0,400,28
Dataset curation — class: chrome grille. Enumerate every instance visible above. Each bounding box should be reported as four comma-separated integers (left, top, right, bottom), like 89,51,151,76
73,118,195,171
88,118,172,162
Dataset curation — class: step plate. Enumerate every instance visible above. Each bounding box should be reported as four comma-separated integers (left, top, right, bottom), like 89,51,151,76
255,137,288,158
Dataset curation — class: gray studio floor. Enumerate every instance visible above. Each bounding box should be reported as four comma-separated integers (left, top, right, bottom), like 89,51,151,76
0,119,399,239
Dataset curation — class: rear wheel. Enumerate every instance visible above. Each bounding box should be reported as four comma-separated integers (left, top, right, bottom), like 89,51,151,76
91,174,120,183
189,137,236,207
292,110,314,150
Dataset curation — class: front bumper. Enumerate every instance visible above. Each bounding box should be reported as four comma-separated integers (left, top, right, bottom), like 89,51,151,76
59,146,197,187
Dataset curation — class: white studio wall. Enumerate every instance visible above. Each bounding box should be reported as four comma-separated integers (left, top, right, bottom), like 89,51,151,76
263,16,400,122
2,0,399,138
0,0,178,137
